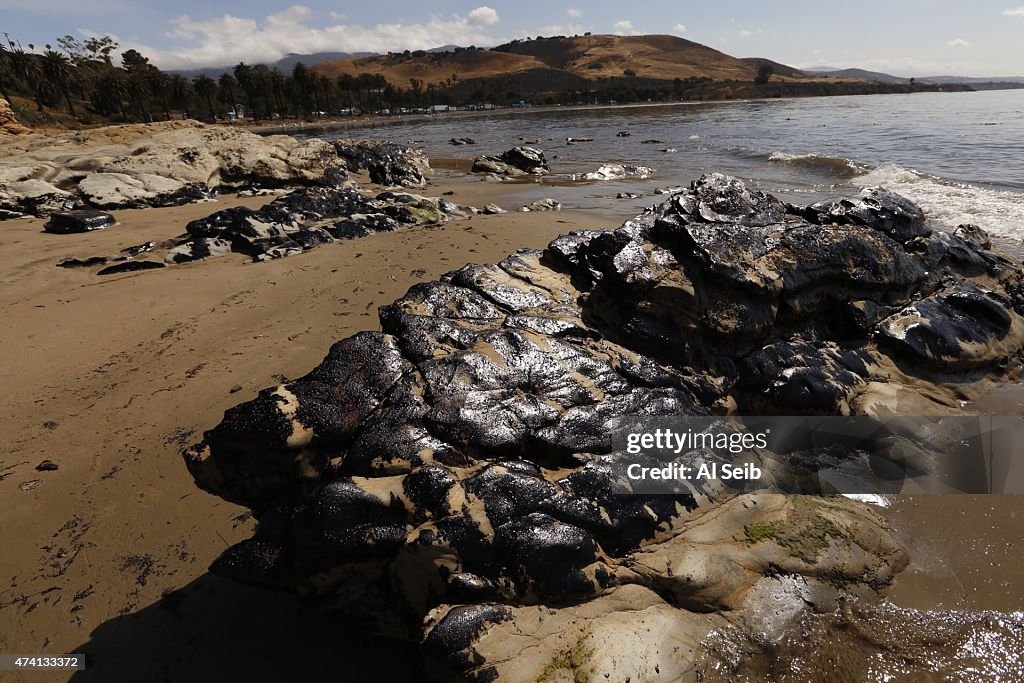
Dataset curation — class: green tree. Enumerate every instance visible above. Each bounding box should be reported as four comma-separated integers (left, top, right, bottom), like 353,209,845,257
193,74,217,121
217,73,239,118
233,62,258,120
755,64,773,85
40,49,78,115
92,66,130,120
168,74,193,117
121,49,153,120
6,41,46,111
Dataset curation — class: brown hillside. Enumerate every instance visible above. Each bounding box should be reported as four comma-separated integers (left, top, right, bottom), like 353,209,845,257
313,49,546,86
311,34,820,89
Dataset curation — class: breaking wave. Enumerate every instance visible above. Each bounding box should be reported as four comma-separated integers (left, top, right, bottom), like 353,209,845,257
768,151,869,176
856,164,1024,241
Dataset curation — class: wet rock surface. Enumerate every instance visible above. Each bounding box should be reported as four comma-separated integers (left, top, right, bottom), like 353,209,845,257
185,174,1024,681
51,152,469,273
332,139,431,187
44,209,116,234
471,147,550,177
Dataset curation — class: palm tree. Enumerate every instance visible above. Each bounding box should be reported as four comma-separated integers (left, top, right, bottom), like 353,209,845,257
217,73,239,118
268,68,287,118
6,43,45,111
168,74,192,117
193,75,217,121
121,49,153,121
40,49,77,115
292,62,313,116
233,63,260,120
0,42,12,104
145,67,171,120
92,67,130,120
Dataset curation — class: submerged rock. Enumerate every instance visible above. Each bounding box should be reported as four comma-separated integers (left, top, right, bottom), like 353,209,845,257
520,198,561,212
583,163,655,180
471,147,549,177
449,137,476,146
184,174,1024,680
44,209,116,234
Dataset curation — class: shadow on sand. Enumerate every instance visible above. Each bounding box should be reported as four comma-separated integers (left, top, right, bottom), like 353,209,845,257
70,573,425,682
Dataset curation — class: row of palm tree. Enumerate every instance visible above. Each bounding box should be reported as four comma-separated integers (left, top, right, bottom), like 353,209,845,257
0,32,465,125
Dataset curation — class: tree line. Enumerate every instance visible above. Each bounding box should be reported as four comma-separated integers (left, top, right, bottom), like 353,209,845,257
0,33,469,124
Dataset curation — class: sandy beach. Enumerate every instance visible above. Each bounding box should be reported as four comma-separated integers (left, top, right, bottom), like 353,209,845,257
0,170,616,681
1,123,1022,681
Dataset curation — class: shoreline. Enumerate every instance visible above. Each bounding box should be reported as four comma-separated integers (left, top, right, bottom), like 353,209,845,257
244,88,981,137
1,123,1022,679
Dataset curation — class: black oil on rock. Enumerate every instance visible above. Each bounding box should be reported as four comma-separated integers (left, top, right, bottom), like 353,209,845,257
184,174,1024,682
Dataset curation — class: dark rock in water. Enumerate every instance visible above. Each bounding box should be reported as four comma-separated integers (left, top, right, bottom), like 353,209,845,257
97,260,166,275
803,187,931,242
333,140,430,187
616,131,631,137
44,210,115,234
566,136,593,143
449,137,476,145
640,139,664,144
58,256,108,268
184,174,1024,679
471,146,549,176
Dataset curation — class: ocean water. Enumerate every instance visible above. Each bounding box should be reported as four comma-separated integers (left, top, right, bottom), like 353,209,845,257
321,89,1024,247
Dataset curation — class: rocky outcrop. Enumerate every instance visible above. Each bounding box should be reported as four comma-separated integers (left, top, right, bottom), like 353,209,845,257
332,139,431,187
58,178,485,272
471,147,549,177
184,174,1024,680
0,98,29,136
77,172,211,209
0,179,74,218
0,121,433,217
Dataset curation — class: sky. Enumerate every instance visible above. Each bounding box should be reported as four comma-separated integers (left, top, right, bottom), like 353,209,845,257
2,1,1022,76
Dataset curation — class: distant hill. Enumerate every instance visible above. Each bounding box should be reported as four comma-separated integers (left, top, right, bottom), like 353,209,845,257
171,51,377,79
919,75,1024,85
807,68,1024,90
805,68,909,84
311,34,834,88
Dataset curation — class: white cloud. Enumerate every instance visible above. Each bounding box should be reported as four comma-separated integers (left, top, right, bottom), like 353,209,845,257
135,4,503,69
567,8,583,18
945,38,970,48
739,29,753,38
467,6,499,26
532,22,588,37
1001,6,1024,16
674,23,687,34
329,11,346,21
612,19,640,35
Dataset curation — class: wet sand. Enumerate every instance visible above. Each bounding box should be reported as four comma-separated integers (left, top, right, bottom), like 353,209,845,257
0,172,613,681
